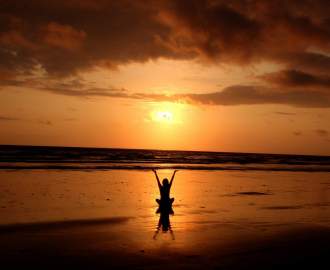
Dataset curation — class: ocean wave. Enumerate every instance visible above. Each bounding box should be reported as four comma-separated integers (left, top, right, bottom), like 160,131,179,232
1,162,330,172
1,145,330,171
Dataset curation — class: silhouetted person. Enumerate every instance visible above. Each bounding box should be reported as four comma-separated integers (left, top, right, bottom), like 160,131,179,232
152,169,177,240
152,169,178,208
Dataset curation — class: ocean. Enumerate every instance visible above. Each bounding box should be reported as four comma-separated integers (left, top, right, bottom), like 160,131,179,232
1,145,330,171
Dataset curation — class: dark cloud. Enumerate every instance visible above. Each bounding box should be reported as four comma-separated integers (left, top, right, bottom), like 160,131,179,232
38,120,52,126
1,0,330,77
63,118,77,122
262,69,330,88
315,129,328,137
118,85,330,108
157,0,330,68
0,115,19,121
0,77,129,98
176,86,330,107
274,112,297,116
1,0,330,108
293,131,302,136
0,114,56,125
43,86,128,98
0,1,180,77
158,0,262,63
276,52,330,75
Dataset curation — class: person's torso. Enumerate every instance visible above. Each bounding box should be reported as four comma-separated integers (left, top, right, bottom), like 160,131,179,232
160,186,170,199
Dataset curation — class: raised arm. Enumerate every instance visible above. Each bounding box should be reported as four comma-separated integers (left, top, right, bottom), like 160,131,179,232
169,170,178,187
152,169,161,189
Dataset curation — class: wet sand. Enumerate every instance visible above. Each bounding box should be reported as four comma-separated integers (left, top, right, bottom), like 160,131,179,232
1,170,330,269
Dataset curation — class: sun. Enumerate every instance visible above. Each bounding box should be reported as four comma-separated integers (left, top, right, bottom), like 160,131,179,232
149,102,184,125
152,111,174,123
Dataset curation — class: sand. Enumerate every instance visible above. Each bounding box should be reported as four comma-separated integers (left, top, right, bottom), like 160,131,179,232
1,169,330,269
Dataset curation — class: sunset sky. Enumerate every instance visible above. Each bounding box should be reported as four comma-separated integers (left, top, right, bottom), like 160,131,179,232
1,0,330,155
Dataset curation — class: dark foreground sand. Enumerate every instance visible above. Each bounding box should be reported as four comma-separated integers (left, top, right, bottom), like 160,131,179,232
1,219,330,269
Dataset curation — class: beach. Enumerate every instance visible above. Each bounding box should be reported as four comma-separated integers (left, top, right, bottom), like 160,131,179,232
1,169,329,269
2,0,330,268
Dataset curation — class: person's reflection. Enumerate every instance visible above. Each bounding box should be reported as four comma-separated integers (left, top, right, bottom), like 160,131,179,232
153,202,175,240
152,169,178,240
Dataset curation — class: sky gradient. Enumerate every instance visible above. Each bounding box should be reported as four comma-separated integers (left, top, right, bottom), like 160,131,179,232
1,0,330,155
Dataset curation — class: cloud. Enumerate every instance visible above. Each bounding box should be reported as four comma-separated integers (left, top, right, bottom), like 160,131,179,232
276,52,330,75
0,1,180,77
0,114,55,125
0,77,129,98
42,86,128,98
2,77,330,108
293,131,302,136
137,85,330,108
1,0,330,77
177,86,330,107
274,112,297,116
63,118,77,122
157,1,262,63
42,22,86,51
1,0,330,108
315,129,328,137
0,115,19,121
262,69,330,88
37,120,52,126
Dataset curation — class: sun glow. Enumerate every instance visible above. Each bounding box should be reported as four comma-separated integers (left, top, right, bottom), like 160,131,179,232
152,111,174,123
148,102,185,127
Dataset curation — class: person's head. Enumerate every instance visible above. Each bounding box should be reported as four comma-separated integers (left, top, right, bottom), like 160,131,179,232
162,178,169,186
